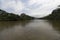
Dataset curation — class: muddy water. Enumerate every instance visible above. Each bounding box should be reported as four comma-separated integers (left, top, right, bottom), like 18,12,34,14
0,20,60,40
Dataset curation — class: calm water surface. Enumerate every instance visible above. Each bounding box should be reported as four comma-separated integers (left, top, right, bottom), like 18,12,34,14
0,20,60,40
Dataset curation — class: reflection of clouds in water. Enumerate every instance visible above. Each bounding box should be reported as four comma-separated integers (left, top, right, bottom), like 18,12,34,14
0,20,60,40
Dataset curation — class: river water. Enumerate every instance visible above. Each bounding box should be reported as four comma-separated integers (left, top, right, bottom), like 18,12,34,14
0,20,60,40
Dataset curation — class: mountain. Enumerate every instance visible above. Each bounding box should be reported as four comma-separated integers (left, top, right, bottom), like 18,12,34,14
41,8,60,20
0,9,20,21
0,9,34,21
20,13,34,20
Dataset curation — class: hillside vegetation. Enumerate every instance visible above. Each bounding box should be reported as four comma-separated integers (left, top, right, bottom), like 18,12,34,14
0,9,34,21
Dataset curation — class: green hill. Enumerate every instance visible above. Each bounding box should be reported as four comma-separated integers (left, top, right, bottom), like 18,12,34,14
41,8,60,20
20,13,34,20
0,9,34,21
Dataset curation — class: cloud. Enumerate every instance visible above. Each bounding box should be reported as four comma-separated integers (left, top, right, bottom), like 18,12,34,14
0,0,60,17
0,0,24,14
26,0,60,17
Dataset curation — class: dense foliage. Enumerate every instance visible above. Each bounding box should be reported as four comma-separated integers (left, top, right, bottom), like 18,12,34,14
42,8,60,20
0,9,20,21
0,9,34,21
20,13,34,20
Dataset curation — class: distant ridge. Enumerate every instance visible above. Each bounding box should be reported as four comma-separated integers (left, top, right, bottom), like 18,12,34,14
0,9,34,21
40,8,60,20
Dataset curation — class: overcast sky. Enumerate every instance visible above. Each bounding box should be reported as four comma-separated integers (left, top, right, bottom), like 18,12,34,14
0,0,60,17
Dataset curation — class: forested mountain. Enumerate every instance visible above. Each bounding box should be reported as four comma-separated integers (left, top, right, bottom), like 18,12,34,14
41,8,60,20
0,9,34,21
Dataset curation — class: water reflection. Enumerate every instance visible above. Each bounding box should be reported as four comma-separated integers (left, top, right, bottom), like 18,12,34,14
0,20,32,31
0,20,60,40
48,20,60,33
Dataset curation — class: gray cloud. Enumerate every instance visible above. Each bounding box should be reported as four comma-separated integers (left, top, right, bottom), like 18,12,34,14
0,0,60,17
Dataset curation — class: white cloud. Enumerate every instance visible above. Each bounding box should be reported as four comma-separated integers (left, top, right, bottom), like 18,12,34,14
0,0,24,14
0,0,60,17
26,0,60,17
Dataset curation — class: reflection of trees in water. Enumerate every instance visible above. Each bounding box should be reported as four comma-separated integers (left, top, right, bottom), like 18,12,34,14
20,20,32,27
0,20,32,31
48,20,60,32
0,21,19,31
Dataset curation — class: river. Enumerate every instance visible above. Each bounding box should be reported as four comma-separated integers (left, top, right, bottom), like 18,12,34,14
0,20,60,40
